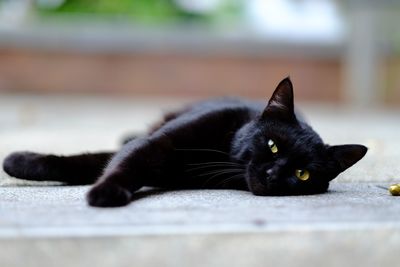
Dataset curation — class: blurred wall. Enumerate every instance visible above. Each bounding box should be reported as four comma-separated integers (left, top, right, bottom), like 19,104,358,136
1,0,399,105
0,47,341,101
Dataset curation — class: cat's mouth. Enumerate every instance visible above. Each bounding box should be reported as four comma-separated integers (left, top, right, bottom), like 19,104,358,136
247,177,284,196
246,161,316,196
246,166,283,196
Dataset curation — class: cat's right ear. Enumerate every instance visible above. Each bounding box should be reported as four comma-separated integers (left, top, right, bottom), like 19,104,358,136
328,145,368,174
262,77,296,122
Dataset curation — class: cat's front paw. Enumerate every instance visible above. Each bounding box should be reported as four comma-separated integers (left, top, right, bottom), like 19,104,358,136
86,182,132,207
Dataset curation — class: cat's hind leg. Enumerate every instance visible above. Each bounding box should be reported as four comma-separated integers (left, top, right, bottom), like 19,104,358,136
3,151,113,185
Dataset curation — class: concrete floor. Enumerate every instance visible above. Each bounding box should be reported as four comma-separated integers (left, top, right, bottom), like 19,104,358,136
1,94,400,267
0,183,398,236
1,183,400,267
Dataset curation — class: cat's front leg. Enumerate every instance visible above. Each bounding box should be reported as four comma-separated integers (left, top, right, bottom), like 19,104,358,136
87,107,245,207
87,136,173,207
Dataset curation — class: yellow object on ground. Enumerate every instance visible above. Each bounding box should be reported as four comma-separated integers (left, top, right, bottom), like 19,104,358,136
389,184,400,196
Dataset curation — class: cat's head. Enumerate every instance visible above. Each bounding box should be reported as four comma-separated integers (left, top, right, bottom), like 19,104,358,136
233,77,367,196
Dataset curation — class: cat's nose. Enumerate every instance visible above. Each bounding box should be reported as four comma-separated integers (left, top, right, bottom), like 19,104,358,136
266,169,278,180
266,167,280,180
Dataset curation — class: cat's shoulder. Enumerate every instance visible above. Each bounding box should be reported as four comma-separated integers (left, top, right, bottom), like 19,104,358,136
189,97,264,114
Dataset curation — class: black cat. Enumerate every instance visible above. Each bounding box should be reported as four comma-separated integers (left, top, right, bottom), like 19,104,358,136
3,78,367,207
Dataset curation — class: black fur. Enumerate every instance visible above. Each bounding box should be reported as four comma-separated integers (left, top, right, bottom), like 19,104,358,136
3,78,368,207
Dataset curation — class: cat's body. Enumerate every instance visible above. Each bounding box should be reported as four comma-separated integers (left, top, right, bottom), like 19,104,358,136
3,78,367,207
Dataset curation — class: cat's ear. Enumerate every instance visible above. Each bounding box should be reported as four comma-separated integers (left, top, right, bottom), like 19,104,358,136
328,145,368,173
262,77,296,122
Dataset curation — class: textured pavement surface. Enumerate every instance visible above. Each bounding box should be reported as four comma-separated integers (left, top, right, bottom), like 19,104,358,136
1,183,400,267
1,95,400,267
0,183,398,237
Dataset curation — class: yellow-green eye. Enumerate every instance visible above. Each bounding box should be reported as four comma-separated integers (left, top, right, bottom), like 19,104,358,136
295,169,310,181
268,139,278,154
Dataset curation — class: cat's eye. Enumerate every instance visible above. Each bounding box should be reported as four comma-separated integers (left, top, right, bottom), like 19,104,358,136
268,139,278,153
295,169,310,181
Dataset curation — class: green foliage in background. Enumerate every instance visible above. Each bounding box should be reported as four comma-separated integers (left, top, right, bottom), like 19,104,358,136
35,0,242,25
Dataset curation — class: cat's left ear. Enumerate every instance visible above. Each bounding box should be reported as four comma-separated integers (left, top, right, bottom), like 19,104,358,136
328,145,368,173
262,77,296,122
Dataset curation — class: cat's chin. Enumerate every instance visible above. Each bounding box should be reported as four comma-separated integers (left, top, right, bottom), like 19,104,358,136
246,175,271,196
248,185,283,196
246,174,289,196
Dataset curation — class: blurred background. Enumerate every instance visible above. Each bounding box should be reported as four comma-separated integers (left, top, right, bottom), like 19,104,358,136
0,0,399,105
2,3,400,267
0,0,400,184
0,0,400,180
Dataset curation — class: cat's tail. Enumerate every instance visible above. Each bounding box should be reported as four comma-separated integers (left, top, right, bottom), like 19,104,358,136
2,151,113,185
